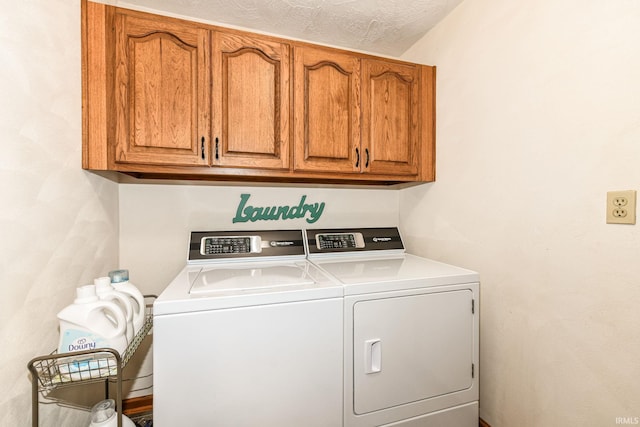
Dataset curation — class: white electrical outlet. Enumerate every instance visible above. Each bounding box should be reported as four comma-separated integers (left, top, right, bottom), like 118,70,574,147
606,190,636,224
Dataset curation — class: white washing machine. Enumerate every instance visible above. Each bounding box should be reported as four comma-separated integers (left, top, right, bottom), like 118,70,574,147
153,230,344,427
306,227,480,427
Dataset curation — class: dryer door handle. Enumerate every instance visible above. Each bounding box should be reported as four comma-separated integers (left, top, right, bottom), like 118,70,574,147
364,338,382,374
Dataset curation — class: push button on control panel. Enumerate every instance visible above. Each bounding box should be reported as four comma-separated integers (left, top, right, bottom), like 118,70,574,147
318,234,356,249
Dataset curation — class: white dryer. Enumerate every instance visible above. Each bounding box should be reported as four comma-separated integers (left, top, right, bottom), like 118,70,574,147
306,227,480,427
153,230,344,427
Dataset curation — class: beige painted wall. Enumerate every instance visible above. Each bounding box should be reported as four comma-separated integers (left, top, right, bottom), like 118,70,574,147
400,0,640,425
0,0,119,425
6,0,639,425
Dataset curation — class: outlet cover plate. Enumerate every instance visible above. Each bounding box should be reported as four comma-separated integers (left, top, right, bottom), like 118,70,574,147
606,190,636,224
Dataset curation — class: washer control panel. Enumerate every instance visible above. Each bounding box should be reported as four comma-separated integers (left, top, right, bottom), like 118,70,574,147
200,236,260,255
189,230,305,262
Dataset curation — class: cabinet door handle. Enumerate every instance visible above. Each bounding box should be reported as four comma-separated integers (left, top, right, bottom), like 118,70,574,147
215,137,219,160
201,137,205,160
365,148,370,168
355,147,360,168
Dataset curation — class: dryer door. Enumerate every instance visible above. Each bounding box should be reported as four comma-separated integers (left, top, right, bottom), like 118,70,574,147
352,289,474,415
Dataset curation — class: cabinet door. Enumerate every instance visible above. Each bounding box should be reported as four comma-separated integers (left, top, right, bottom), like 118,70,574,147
362,59,420,176
213,32,290,170
293,46,361,173
114,10,210,166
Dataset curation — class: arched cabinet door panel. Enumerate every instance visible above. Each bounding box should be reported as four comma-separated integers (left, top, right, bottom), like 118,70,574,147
212,32,291,170
114,10,210,166
293,46,361,174
362,59,421,177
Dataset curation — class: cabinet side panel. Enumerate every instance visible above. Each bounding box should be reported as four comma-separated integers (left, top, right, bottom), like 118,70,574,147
420,65,436,182
83,0,110,170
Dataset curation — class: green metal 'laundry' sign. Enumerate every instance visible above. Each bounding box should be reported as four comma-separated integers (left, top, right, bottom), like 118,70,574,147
232,193,325,224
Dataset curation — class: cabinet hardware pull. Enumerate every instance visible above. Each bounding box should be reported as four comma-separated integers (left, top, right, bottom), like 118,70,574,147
355,147,360,168
215,137,219,160
365,148,370,168
201,137,205,160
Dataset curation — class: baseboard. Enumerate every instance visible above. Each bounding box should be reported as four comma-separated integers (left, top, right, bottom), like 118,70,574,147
123,396,491,426
122,395,153,416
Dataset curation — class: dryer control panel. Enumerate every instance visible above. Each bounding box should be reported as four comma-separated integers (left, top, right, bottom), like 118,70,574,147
307,227,405,254
316,233,366,250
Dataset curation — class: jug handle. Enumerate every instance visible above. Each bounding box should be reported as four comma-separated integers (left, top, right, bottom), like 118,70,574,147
96,300,127,339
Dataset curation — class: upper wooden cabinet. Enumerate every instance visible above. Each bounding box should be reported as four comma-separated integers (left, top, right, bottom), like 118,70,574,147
112,9,291,170
82,0,435,185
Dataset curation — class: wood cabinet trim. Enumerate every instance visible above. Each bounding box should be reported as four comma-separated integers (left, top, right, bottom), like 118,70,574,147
420,65,436,182
83,0,111,170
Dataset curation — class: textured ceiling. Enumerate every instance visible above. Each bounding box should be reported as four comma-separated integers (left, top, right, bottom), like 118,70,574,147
116,0,463,56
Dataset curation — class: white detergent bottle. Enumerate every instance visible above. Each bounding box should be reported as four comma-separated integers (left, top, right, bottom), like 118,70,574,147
89,399,136,427
57,285,128,356
108,270,145,335
94,276,135,345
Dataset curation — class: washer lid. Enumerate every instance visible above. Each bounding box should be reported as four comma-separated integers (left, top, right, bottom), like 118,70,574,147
190,264,316,294
154,260,343,315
